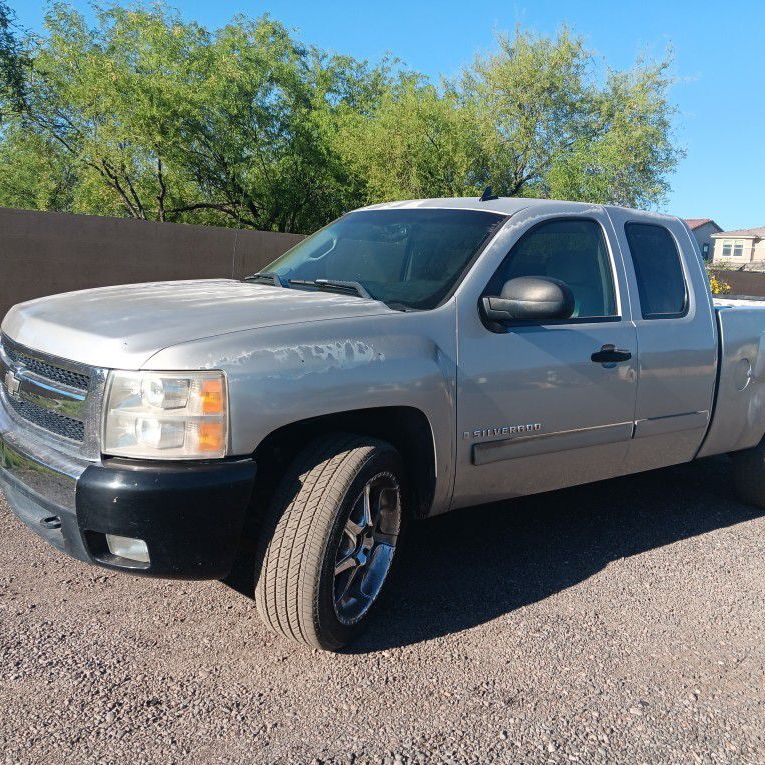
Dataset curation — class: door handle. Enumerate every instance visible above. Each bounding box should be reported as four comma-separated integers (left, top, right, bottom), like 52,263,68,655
591,344,632,364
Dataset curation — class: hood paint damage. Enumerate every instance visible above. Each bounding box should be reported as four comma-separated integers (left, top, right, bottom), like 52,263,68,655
1,279,391,369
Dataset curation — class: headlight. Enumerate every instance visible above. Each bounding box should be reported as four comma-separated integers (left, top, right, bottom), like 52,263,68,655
102,370,228,459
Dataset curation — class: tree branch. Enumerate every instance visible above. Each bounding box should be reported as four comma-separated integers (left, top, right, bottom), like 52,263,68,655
156,156,167,222
119,161,146,219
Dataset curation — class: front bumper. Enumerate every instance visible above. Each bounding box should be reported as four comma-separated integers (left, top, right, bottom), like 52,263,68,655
0,399,256,579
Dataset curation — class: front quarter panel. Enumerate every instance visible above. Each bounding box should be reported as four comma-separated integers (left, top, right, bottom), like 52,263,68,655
143,307,458,514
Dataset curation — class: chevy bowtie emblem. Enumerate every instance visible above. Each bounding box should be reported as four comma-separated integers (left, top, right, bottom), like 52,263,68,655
4,370,21,398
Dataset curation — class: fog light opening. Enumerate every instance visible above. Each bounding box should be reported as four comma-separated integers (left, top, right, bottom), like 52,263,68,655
105,534,150,564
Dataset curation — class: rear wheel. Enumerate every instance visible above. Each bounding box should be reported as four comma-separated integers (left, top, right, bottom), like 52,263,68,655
731,437,765,508
254,433,404,650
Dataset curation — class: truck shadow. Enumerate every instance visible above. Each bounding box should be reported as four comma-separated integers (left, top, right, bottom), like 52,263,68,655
225,455,763,652
348,455,764,652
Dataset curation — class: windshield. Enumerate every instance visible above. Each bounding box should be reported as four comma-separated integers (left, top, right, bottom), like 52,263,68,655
262,208,506,310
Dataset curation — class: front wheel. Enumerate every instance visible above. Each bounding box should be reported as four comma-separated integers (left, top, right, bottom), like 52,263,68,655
254,433,405,650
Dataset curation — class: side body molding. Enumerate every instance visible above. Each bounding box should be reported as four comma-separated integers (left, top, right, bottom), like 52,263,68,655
472,422,633,466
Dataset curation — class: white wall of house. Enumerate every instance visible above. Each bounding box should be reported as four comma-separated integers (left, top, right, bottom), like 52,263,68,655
712,237,759,263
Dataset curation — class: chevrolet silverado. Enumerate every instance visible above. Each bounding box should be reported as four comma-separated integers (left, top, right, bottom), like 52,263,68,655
2,196,765,650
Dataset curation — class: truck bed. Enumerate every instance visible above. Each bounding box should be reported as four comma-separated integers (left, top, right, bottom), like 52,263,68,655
697,297,765,458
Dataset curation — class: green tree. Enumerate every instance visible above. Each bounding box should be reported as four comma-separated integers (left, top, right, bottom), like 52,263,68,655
338,28,681,208
543,60,680,207
0,123,76,210
2,3,382,230
334,75,479,202
0,0,28,117
0,5,682,231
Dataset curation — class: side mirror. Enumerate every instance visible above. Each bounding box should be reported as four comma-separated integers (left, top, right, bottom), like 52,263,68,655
481,276,575,323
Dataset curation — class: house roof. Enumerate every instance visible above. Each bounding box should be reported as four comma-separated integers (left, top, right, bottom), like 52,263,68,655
711,226,765,240
685,218,718,230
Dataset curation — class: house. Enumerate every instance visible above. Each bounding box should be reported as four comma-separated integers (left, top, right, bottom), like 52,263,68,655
684,218,723,260
711,226,765,265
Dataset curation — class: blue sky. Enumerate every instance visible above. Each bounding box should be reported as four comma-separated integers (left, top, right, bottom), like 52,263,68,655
11,0,765,231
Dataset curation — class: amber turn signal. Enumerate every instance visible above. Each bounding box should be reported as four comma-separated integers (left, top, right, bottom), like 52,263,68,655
197,421,225,452
201,378,224,414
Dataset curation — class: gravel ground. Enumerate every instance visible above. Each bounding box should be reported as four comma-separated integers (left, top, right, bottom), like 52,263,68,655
1,455,764,765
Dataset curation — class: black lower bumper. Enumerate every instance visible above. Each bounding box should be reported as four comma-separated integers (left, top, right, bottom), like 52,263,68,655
0,430,257,580
76,459,257,578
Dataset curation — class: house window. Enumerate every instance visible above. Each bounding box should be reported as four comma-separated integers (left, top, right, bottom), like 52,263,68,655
722,240,744,257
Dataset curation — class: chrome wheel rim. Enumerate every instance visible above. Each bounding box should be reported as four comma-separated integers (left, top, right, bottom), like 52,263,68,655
333,472,401,625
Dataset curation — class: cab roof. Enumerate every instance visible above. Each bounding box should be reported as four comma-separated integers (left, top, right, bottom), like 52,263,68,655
359,196,680,225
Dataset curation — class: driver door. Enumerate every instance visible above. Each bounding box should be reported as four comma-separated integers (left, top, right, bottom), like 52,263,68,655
452,209,638,509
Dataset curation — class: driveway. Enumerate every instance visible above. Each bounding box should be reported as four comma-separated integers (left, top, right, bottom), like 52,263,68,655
1,455,764,764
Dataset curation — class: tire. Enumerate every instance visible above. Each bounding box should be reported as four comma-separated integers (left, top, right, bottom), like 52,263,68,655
253,433,405,650
731,438,765,508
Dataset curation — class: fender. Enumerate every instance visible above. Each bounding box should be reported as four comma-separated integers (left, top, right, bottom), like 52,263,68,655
144,305,458,514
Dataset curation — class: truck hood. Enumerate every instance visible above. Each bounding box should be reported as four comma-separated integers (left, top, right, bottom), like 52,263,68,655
1,279,391,369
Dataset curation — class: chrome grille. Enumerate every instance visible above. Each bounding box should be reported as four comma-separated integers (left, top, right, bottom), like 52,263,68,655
0,335,104,453
4,343,90,392
5,395,86,442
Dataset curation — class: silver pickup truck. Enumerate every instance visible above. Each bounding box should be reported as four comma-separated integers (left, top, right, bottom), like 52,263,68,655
2,196,765,650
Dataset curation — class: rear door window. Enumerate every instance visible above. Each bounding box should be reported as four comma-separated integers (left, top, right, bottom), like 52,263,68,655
624,223,687,319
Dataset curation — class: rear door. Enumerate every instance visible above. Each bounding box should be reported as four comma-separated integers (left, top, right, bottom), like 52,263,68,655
606,210,718,472
452,206,639,509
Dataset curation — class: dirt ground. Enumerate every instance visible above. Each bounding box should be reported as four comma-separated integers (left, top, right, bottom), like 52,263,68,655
1,455,764,764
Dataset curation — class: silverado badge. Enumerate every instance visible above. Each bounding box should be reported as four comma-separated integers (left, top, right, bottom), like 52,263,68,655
464,423,542,440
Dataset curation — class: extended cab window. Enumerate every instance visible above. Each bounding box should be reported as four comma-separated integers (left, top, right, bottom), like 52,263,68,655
487,218,617,319
624,223,687,319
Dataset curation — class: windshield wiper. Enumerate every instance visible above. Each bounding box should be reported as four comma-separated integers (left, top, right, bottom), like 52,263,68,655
244,271,287,287
384,302,418,312
288,278,372,300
